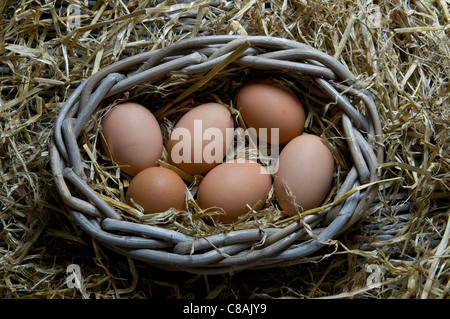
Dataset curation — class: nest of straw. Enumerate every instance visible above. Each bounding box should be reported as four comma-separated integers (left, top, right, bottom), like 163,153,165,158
1,0,449,299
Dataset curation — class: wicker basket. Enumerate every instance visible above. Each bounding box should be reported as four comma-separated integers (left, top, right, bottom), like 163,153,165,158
49,35,383,274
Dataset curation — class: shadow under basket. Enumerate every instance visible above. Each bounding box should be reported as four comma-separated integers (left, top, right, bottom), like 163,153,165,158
50,35,384,275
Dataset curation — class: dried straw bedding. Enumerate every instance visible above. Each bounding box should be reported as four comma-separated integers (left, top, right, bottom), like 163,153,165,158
0,1,449,298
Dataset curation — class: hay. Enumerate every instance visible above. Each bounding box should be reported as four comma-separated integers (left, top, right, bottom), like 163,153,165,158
0,0,448,299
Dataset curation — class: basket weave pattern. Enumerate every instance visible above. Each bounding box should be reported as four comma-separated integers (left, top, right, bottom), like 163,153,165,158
50,35,383,274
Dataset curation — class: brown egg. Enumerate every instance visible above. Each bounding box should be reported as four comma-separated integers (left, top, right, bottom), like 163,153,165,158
167,102,234,176
236,78,306,145
126,166,186,214
274,134,335,216
197,159,272,224
101,102,163,176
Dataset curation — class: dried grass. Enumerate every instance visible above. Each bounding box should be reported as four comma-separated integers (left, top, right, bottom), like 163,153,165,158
0,0,449,299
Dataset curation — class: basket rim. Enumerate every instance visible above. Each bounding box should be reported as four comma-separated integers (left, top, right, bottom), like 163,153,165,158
50,35,384,274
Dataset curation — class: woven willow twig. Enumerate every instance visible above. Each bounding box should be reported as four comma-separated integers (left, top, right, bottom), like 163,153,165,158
50,35,383,274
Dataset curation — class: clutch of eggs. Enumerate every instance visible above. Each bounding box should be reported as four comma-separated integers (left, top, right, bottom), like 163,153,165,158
100,78,335,223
